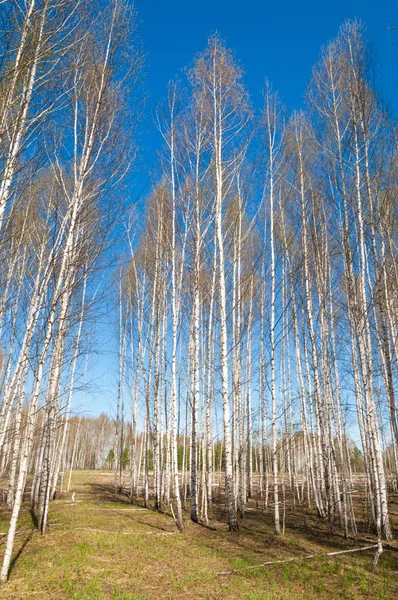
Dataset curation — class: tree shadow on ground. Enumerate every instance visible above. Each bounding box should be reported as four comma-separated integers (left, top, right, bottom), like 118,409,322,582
85,478,397,570
88,483,132,505
184,500,393,568
134,519,172,532
29,508,38,529
7,529,34,578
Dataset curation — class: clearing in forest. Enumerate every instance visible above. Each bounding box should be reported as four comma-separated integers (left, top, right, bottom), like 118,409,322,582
0,470,397,599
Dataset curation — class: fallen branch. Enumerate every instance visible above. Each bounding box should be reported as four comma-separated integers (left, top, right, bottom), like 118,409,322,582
82,507,148,512
217,544,380,575
75,527,176,537
0,529,34,538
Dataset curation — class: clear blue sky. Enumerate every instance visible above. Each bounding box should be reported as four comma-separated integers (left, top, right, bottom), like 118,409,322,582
137,0,397,124
80,0,398,420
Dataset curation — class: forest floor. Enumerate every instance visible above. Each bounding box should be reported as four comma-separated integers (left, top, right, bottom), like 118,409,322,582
0,470,398,599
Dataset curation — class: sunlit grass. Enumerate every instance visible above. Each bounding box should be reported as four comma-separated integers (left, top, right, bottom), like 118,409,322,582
0,470,396,599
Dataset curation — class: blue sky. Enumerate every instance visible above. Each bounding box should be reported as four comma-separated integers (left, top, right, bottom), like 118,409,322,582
137,0,397,126
79,0,398,420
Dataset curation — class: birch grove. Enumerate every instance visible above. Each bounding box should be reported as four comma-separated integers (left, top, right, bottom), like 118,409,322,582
0,0,142,580
0,3,397,583
120,26,397,543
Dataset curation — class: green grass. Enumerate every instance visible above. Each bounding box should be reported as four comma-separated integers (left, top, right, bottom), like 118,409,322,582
0,470,397,599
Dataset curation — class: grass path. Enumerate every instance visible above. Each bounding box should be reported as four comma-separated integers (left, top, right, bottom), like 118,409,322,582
0,471,397,599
